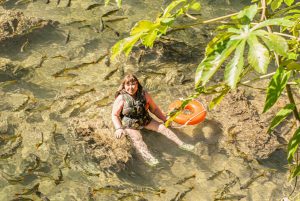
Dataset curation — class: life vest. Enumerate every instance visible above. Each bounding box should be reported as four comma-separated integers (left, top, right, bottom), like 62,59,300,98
121,90,152,129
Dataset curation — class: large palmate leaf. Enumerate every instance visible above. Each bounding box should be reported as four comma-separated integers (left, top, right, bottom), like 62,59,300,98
205,32,233,56
268,104,295,133
263,67,291,112
247,34,270,74
195,40,240,87
254,30,289,57
287,127,300,163
251,18,294,31
224,40,246,88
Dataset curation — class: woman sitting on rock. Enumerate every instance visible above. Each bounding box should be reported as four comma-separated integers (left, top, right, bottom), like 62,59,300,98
111,74,194,166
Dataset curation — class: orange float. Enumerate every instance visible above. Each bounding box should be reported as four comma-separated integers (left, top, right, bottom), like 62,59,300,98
168,100,206,125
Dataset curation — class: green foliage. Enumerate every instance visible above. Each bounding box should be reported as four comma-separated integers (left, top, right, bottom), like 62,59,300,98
247,34,270,74
271,0,295,11
208,86,230,110
111,0,201,60
288,127,300,163
105,0,122,7
268,104,295,133
224,40,245,88
195,14,294,89
263,67,291,113
195,39,240,87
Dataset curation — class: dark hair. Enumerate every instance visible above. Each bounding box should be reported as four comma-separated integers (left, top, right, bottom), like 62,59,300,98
115,74,143,98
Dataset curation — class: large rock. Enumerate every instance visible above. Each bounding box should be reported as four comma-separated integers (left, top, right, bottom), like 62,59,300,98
0,9,50,42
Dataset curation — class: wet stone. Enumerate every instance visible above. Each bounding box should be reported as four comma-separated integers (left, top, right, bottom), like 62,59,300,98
0,119,8,134
0,92,29,111
26,112,44,123
0,9,49,42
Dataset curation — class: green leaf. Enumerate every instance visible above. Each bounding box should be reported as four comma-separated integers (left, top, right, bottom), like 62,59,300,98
130,20,156,35
247,34,270,74
209,87,230,110
224,40,246,88
286,62,300,70
227,28,242,34
271,0,284,11
251,18,294,31
116,0,122,7
157,25,168,35
258,32,289,57
287,127,300,163
111,33,143,60
160,17,175,26
234,4,258,21
263,67,291,112
195,40,240,87
287,9,300,14
291,165,300,178
190,2,201,10
284,0,294,6
162,0,186,17
295,78,300,85
205,32,233,56
268,104,295,133
105,0,109,6
141,30,158,48
287,52,298,60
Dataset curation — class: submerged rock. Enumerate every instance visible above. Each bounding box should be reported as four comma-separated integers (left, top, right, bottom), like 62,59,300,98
209,89,284,160
68,117,132,172
0,9,50,42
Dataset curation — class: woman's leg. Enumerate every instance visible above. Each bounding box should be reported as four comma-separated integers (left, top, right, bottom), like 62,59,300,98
144,119,184,146
125,128,158,164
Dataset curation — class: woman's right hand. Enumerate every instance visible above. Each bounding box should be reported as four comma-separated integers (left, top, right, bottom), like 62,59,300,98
115,128,125,139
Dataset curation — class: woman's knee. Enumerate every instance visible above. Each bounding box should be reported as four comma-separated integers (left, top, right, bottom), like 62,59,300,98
126,129,143,141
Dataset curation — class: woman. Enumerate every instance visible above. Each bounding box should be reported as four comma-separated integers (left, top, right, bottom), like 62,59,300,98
111,74,195,166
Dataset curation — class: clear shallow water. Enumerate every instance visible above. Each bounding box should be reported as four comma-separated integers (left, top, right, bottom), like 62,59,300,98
0,0,298,200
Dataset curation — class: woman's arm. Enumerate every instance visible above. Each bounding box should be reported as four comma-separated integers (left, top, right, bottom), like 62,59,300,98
112,95,125,138
145,92,167,122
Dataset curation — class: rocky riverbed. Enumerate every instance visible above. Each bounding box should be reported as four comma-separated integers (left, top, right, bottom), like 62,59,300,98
0,0,299,200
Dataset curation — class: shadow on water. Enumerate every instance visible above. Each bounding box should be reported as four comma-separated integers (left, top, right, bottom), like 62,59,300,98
257,149,288,172
2,80,57,99
2,0,32,10
0,24,64,60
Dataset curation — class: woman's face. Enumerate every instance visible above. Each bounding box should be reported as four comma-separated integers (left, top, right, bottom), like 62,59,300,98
124,81,138,96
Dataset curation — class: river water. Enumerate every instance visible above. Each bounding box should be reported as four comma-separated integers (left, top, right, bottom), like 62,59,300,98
0,0,299,200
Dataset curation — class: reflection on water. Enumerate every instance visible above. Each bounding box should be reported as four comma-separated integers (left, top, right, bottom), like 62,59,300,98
0,0,298,200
